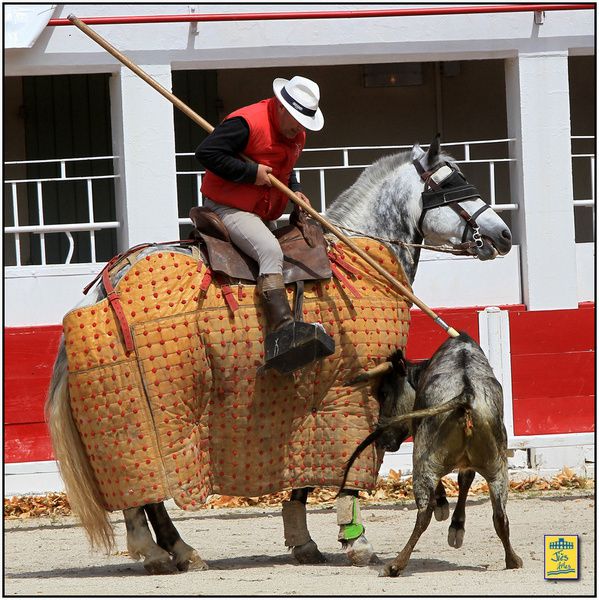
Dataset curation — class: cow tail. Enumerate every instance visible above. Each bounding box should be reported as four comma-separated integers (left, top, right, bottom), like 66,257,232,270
45,338,115,553
461,387,475,437
337,428,386,495
338,391,475,491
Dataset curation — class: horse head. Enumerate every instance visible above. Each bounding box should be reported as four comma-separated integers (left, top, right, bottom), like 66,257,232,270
411,136,512,260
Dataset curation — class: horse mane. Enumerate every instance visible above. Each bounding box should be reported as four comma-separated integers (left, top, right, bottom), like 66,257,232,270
325,147,459,234
325,151,414,230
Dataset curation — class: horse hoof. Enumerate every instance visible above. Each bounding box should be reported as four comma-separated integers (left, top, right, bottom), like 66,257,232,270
448,525,465,548
143,557,178,575
292,539,327,564
345,534,374,567
176,550,209,572
434,500,450,521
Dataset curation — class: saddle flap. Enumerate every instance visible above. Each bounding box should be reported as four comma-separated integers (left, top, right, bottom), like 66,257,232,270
276,223,332,283
200,232,259,281
191,210,332,284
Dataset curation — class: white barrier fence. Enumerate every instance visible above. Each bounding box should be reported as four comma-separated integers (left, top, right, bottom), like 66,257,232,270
4,137,594,267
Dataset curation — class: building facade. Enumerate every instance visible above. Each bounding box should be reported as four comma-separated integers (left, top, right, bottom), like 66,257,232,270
4,4,595,493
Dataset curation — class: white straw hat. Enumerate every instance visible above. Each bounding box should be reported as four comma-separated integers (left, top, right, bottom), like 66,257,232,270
273,76,324,131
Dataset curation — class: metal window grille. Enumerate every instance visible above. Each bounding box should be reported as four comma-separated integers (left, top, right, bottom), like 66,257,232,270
176,138,519,236
4,156,120,266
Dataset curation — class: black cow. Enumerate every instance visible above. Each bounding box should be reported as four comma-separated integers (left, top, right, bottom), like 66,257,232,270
342,332,523,576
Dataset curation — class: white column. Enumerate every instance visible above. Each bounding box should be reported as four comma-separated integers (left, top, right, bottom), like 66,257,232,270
110,64,179,249
505,52,578,310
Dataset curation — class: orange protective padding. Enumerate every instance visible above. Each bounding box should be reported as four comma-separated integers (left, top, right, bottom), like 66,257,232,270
63,240,412,511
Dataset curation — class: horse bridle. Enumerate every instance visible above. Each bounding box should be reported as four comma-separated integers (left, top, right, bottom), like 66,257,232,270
413,159,489,249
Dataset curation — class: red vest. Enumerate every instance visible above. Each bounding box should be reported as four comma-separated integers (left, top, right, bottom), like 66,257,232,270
201,98,305,221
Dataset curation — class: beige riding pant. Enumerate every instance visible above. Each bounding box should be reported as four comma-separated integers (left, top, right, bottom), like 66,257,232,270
203,198,284,275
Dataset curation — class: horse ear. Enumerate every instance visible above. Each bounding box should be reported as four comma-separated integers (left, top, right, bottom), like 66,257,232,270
425,134,441,166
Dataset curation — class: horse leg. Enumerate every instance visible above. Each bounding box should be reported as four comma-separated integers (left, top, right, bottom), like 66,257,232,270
144,503,208,572
337,490,375,566
447,468,476,548
282,488,326,564
487,475,523,569
381,474,436,577
434,480,450,521
123,507,177,574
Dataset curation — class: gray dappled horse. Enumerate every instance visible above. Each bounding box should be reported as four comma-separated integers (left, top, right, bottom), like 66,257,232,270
46,137,512,573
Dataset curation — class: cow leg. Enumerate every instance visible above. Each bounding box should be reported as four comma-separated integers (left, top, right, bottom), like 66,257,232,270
381,474,436,577
124,507,177,574
448,468,476,548
283,488,326,564
144,503,208,572
434,480,450,521
337,490,375,566
487,476,523,569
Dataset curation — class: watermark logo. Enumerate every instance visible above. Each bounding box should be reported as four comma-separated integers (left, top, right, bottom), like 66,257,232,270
544,535,579,580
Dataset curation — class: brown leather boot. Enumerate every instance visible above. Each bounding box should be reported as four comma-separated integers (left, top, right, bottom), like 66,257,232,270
257,273,335,374
256,273,294,333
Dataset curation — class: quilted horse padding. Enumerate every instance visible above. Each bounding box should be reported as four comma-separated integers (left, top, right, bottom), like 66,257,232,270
63,238,412,511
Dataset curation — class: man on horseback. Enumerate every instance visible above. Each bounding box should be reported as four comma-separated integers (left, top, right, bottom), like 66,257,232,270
195,75,325,371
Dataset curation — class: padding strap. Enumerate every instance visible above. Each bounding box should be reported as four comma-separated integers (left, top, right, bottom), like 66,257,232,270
214,273,239,313
101,267,135,353
331,264,362,299
294,280,305,322
282,500,311,548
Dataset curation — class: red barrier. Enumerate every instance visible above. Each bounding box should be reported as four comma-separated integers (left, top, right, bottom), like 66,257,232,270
510,302,595,436
3,303,594,463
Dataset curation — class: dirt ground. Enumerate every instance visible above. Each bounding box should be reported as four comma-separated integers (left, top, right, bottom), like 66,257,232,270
4,489,595,597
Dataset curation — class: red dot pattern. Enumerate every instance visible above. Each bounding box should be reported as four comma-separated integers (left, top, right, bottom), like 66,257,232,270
63,241,411,511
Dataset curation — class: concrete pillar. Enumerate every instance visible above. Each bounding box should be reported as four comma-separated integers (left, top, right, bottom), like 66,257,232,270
110,64,179,249
505,52,578,310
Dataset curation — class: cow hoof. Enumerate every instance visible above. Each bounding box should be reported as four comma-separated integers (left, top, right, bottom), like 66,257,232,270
448,525,465,548
143,556,178,575
506,554,524,569
434,500,450,521
292,540,327,564
345,534,374,566
380,561,403,577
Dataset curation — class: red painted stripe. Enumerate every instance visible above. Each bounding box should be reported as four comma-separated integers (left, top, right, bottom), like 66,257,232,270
509,303,594,355
511,351,594,399
4,326,63,426
513,395,594,435
406,304,526,360
406,307,479,360
5,423,55,463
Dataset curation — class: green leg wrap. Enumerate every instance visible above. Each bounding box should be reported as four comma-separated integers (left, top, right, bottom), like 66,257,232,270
337,494,365,542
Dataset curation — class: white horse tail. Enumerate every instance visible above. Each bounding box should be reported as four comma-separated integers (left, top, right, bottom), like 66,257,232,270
45,338,115,552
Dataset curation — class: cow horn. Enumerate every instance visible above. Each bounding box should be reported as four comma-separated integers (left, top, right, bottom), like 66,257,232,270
346,361,394,385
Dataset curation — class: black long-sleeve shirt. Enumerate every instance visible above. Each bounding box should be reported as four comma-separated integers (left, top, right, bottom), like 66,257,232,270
195,116,301,192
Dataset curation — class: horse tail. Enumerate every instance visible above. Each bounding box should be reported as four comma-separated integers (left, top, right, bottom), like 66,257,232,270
45,338,115,552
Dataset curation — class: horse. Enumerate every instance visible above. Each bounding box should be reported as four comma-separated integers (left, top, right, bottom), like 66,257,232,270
45,136,512,573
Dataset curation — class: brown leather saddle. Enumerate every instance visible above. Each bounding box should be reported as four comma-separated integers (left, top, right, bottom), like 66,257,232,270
189,205,332,284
